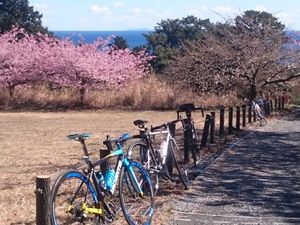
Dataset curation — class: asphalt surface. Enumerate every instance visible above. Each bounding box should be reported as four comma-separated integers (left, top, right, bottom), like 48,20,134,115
167,109,300,225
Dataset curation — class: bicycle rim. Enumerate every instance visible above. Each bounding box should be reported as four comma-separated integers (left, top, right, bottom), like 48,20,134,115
50,170,100,225
169,140,190,190
128,141,159,194
119,162,155,225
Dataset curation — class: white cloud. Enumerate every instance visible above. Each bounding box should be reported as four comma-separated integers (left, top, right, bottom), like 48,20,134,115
112,1,125,8
90,5,111,16
128,7,153,15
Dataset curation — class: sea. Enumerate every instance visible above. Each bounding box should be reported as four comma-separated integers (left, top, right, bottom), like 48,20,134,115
53,30,151,49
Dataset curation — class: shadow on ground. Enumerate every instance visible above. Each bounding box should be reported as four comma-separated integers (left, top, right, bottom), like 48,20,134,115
173,113,300,224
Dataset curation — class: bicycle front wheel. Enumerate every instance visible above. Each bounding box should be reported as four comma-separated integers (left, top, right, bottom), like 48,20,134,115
119,161,155,225
50,170,100,225
169,139,190,190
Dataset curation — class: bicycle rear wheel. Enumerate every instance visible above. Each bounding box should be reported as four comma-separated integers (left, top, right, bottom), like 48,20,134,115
119,161,155,225
169,139,190,190
50,170,101,225
127,140,159,193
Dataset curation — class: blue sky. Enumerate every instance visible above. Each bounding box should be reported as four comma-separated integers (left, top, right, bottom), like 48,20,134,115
29,0,300,31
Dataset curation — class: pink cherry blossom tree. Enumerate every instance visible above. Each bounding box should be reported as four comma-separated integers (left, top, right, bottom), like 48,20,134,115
0,28,40,98
0,27,153,106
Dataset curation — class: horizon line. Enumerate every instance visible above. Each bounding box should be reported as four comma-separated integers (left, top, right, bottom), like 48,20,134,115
51,29,154,32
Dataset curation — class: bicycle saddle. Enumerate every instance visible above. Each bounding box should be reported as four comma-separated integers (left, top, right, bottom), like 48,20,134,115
67,133,92,141
133,119,148,126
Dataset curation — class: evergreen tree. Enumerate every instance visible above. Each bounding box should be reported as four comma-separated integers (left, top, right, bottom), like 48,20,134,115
113,36,128,49
0,0,49,34
145,15,212,72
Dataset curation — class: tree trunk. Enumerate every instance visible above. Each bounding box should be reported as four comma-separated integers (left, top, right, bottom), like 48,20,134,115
79,87,86,106
250,83,257,101
9,86,15,99
6,85,15,108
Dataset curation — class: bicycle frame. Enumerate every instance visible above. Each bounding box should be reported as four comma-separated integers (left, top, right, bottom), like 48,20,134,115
51,132,155,225
67,134,144,217
92,142,143,195
148,128,172,165
133,123,179,170
129,119,191,192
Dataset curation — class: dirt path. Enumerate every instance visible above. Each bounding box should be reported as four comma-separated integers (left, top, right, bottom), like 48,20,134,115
165,110,300,224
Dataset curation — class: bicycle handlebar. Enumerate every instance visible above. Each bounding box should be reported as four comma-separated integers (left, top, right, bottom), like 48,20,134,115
103,133,131,145
102,133,143,148
150,118,183,132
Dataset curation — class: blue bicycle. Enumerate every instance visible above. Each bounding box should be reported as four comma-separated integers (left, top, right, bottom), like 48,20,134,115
50,133,155,225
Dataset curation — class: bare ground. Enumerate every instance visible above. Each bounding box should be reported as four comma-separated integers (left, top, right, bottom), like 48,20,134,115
164,109,300,224
0,109,278,225
0,110,195,225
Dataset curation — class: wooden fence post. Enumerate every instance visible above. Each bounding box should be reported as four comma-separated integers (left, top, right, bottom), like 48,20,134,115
210,112,215,144
200,114,211,148
278,96,281,111
36,176,51,225
263,100,268,117
275,97,278,111
253,105,256,122
100,147,111,174
248,104,252,124
281,96,285,109
228,107,233,134
270,99,273,113
181,121,192,162
219,107,225,137
236,106,240,131
242,105,246,127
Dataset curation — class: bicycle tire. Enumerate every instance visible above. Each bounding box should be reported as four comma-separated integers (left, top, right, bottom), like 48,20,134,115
50,170,101,225
169,139,190,190
165,142,175,177
127,140,159,193
119,161,155,225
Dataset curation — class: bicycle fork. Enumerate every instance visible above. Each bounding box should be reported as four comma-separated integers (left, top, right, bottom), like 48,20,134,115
123,158,144,197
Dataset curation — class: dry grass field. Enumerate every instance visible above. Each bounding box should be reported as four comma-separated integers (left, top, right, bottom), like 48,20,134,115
0,110,203,225
1,107,269,225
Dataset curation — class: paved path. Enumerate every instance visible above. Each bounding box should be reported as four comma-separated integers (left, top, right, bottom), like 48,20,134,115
167,110,300,225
